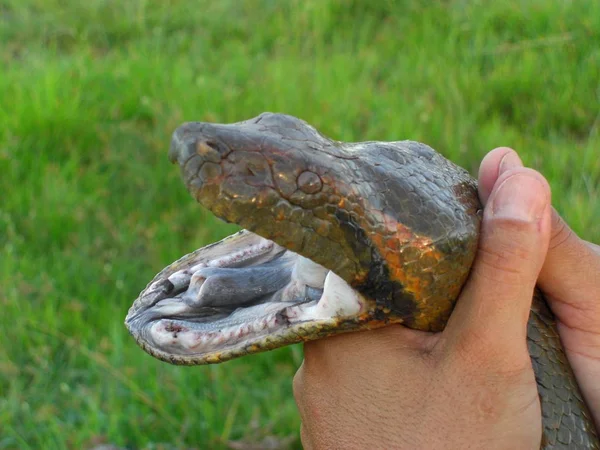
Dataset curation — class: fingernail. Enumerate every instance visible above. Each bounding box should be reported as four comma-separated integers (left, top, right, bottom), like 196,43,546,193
491,175,547,222
499,151,522,174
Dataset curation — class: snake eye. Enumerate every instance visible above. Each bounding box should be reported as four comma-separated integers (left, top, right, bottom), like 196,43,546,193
297,171,323,194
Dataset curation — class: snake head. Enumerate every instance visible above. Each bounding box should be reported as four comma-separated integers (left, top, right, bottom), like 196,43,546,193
166,112,366,281
126,113,481,365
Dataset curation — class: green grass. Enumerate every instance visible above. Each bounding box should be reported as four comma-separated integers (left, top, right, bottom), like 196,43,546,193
1,0,599,448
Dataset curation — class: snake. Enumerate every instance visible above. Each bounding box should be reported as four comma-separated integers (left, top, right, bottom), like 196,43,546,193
126,112,599,448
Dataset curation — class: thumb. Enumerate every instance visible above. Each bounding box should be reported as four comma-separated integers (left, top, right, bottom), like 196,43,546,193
444,168,552,355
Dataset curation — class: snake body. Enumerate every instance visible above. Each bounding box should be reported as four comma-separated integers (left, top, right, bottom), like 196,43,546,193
126,113,599,448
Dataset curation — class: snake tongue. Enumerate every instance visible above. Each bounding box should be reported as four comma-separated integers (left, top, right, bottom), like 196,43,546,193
181,261,295,307
125,230,367,364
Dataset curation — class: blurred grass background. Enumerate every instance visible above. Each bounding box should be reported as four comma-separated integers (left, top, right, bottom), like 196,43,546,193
1,0,599,448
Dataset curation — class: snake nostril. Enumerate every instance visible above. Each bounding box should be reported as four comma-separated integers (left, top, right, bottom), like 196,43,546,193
196,140,222,164
170,122,205,164
205,141,218,151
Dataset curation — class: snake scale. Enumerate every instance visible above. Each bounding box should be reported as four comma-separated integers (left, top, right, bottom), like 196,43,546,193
126,113,599,448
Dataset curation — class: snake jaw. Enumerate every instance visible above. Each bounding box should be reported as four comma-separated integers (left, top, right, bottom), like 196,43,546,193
125,230,376,365
129,113,481,362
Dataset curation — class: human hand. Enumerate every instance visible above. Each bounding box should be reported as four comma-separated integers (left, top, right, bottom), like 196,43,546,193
479,147,600,431
293,151,553,449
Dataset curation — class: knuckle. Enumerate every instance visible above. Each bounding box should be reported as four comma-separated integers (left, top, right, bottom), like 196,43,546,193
549,212,576,251
556,300,600,335
474,235,536,284
489,214,540,237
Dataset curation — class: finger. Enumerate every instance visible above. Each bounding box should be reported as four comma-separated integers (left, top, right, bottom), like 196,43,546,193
478,147,523,204
443,168,552,356
478,147,600,333
537,211,600,431
538,209,600,333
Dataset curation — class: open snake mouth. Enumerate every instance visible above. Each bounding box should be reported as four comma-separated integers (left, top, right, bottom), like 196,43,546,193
125,230,368,364
126,113,480,364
